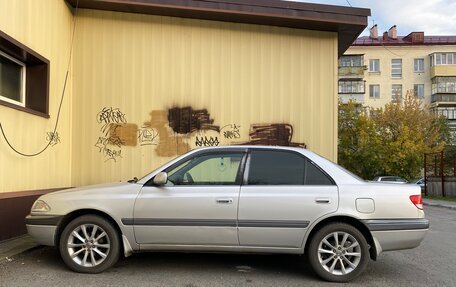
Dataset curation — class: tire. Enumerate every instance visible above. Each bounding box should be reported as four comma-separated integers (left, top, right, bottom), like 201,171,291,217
307,222,369,282
59,215,120,273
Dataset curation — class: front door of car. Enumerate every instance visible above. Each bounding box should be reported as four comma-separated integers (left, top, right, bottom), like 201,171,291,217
238,149,338,248
133,150,246,246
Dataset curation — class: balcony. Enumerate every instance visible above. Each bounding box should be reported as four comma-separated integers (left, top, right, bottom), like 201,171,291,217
338,66,366,78
431,65,456,77
431,94,456,104
339,94,364,104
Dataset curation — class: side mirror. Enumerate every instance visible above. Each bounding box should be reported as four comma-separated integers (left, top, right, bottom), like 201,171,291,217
153,172,168,186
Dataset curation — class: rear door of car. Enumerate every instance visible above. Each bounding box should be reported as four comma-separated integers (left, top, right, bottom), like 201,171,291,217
238,149,338,248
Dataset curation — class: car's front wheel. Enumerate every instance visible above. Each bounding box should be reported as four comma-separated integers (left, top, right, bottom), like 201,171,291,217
307,222,369,282
59,215,120,273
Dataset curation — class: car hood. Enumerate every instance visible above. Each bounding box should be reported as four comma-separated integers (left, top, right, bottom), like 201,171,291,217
40,182,139,199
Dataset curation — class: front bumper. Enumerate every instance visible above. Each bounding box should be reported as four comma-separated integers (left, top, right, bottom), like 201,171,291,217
363,219,429,254
25,215,63,246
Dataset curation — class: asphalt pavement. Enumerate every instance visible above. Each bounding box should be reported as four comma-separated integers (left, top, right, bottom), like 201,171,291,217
1,206,455,287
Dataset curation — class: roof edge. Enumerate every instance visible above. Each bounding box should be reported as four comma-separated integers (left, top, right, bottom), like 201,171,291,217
65,0,370,56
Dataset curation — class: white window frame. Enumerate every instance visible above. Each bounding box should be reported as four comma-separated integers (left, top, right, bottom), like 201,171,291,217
414,84,424,98
414,58,424,73
392,84,402,100
432,53,455,66
369,59,380,73
391,59,402,78
0,50,26,107
369,84,380,98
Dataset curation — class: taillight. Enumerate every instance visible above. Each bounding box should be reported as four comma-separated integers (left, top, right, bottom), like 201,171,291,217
410,195,423,210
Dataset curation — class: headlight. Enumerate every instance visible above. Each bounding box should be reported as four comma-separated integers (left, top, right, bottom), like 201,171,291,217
31,200,51,213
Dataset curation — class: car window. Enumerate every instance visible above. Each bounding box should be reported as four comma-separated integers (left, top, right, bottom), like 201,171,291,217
247,150,333,185
167,152,244,186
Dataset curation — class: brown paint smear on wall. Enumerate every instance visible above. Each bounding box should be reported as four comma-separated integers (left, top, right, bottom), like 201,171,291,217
242,124,306,148
144,110,189,157
108,123,138,146
168,107,220,134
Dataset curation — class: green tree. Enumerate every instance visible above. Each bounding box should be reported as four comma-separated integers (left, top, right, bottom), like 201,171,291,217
338,90,451,180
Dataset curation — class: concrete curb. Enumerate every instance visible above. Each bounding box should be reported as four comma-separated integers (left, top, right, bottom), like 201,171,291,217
423,200,456,211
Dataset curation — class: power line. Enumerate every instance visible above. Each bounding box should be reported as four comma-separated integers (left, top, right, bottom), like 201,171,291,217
0,0,79,157
346,0,352,7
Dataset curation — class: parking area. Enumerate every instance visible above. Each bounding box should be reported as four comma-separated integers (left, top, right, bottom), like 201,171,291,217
1,206,455,287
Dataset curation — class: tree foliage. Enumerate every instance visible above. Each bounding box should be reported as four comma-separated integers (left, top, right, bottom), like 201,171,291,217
338,90,451,180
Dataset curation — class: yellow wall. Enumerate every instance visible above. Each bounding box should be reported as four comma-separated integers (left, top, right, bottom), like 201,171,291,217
71,10,338,186
0,0,74,193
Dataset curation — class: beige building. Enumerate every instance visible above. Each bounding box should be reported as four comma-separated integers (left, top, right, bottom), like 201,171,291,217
0,0,369,240
338,25,456,127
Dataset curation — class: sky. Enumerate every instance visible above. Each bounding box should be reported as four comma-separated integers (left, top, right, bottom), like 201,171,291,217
290,0,456,37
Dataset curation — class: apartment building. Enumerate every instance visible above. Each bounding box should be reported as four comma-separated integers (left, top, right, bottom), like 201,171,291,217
339,25,456,126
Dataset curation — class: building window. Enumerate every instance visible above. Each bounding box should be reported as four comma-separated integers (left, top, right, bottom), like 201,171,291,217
0,31,50,118
414,58,424,73
431,53,456,66
414,84,424,98
391,59,402,78
432,77,456,94
339,55,363,67
369,59,380,72
392,84,402,102
0,50,26,107
369,84,380,98
338,80,365,94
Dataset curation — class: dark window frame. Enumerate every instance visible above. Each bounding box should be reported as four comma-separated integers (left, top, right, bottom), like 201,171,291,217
0,30,50,118
144,148,248,187
243,149,336,186
165,152,246,186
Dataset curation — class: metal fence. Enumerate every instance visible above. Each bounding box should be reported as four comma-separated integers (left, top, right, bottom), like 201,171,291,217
424,151,456,197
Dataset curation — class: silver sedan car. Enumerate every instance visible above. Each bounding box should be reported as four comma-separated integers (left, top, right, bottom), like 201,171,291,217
26,146,428,282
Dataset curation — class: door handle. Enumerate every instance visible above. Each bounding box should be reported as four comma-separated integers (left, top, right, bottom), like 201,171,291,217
216,198,233,204
315,198,331,204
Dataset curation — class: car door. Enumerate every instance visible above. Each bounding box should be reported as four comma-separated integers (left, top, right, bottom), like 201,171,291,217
238,149,338,248
133,149,246,246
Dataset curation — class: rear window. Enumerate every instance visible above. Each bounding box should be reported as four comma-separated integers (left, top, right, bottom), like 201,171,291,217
247,150,333,186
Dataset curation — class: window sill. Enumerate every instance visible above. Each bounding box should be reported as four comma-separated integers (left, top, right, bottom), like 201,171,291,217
368,71,381,74
0,99,50,118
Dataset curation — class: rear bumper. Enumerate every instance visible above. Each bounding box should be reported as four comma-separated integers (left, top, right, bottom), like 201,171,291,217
363,219,429,254
25,215,62,246
372,229,428,253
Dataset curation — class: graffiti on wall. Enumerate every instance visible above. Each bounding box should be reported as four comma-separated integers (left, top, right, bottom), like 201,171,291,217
195,136,220,147
138,126,159,146
241,124,306,148
46,131,61,146
168,107,220,134
95,107,138,162
93,105,307,162
221,124,241,140
144,110,190,157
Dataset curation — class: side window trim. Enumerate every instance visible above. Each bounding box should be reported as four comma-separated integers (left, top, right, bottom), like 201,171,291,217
243,148,336,186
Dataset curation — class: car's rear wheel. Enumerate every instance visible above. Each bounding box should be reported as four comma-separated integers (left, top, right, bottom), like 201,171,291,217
59,215,120,273
307,223,369,282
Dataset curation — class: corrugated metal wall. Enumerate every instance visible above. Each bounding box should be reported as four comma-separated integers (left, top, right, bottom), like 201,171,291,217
71,10,338,186
0,0,73,193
